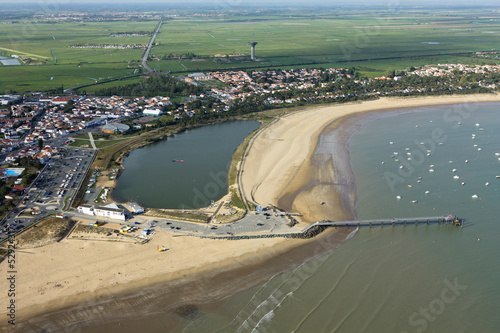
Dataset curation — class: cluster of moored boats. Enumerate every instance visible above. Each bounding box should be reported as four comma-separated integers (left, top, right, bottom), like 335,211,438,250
385,121,499,203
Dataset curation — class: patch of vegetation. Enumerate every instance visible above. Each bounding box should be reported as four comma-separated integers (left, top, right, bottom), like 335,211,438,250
229,188,245,210
172,304,200,320
15,218,75,248
94,73,203,97
144,208,210,223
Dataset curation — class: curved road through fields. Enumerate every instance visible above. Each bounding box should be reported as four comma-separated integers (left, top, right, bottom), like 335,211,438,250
142,18,163,73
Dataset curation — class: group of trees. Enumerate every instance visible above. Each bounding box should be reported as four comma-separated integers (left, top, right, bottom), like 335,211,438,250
157,52,203,60
95,74,204,97
15,157,44,187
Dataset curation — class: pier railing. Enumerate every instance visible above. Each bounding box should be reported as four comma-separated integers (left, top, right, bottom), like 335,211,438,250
301,215,462,233
200,215,463,241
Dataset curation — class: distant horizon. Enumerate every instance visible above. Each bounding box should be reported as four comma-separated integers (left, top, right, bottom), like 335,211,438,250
2,0,500,8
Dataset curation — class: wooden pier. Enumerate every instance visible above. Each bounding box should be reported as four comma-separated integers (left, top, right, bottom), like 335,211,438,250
301,215,463,233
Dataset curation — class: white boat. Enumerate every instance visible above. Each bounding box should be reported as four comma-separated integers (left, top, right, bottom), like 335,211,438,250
472,194,479,199
411,200,418,203
496,176,500,179
405,148,410,151
461,182,466,186
485,182,490,186
395,159,400,162
400,165,404,169
390,141,394,144
452,169,457,172
425,190,430,194
429,169,435,172
465,160,468,163
478,148,482,151
430,164,434,167
476,123,480,127
495,153,500,156
396,195,402,199
453,175,460,179
449,161,453,164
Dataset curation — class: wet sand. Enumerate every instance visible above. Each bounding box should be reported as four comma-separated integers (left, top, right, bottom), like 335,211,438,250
241,94,500,224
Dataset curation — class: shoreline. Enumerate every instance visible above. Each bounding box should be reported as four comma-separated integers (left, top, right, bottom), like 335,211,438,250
241,93,500,224
2,93,500,331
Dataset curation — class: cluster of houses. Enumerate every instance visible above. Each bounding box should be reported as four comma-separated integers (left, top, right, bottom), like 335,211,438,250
197,64,500,106
412,63,500,77
4,145,59,164
0,94,175,154
2,63,500,163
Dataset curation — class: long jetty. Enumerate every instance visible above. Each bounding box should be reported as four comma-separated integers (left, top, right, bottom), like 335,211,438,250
301,215,462,233
200,215,463,241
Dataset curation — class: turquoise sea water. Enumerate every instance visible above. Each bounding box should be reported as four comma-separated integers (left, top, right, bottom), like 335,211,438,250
176,102,500,332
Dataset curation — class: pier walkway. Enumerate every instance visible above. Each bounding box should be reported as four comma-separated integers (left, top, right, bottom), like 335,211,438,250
199,215,463,241
301,215,462,233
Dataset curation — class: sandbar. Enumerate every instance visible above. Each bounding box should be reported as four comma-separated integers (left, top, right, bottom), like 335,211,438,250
241,94,500,223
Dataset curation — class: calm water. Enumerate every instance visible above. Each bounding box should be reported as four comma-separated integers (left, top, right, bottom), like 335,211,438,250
174,102,500,332
112,120,260,209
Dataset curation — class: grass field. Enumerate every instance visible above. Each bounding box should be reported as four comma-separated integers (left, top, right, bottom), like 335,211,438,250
149,10,500,73
1,9,500,93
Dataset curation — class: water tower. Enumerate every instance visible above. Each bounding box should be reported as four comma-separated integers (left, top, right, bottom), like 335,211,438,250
248,42,258,60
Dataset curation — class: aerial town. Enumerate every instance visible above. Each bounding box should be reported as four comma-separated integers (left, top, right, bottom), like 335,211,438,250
1,62,500,161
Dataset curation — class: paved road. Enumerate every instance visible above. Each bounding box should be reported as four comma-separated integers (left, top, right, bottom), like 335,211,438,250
88,132,97,150
65,209,302,238
141,18,163,73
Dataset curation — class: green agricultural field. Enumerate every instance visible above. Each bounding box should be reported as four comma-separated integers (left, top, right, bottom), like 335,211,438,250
149,10,500,73
0,20,155,64
75,76,144,94
0,62,137,93
1,9,500,93
0,19,155,92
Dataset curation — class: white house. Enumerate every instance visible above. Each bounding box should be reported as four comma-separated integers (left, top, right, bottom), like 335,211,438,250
94,203,126,221
77,203,126,221
128,202,144,214
77,204,94,216
143,109,163,116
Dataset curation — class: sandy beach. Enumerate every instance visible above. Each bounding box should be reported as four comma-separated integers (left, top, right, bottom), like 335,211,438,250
241,94,500,223
2,93,500,331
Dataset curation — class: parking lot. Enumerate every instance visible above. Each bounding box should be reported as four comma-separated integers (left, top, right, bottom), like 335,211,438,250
0,147,95,243
88,209,303,238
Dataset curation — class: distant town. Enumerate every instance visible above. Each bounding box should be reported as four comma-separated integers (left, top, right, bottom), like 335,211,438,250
1,61,500,162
